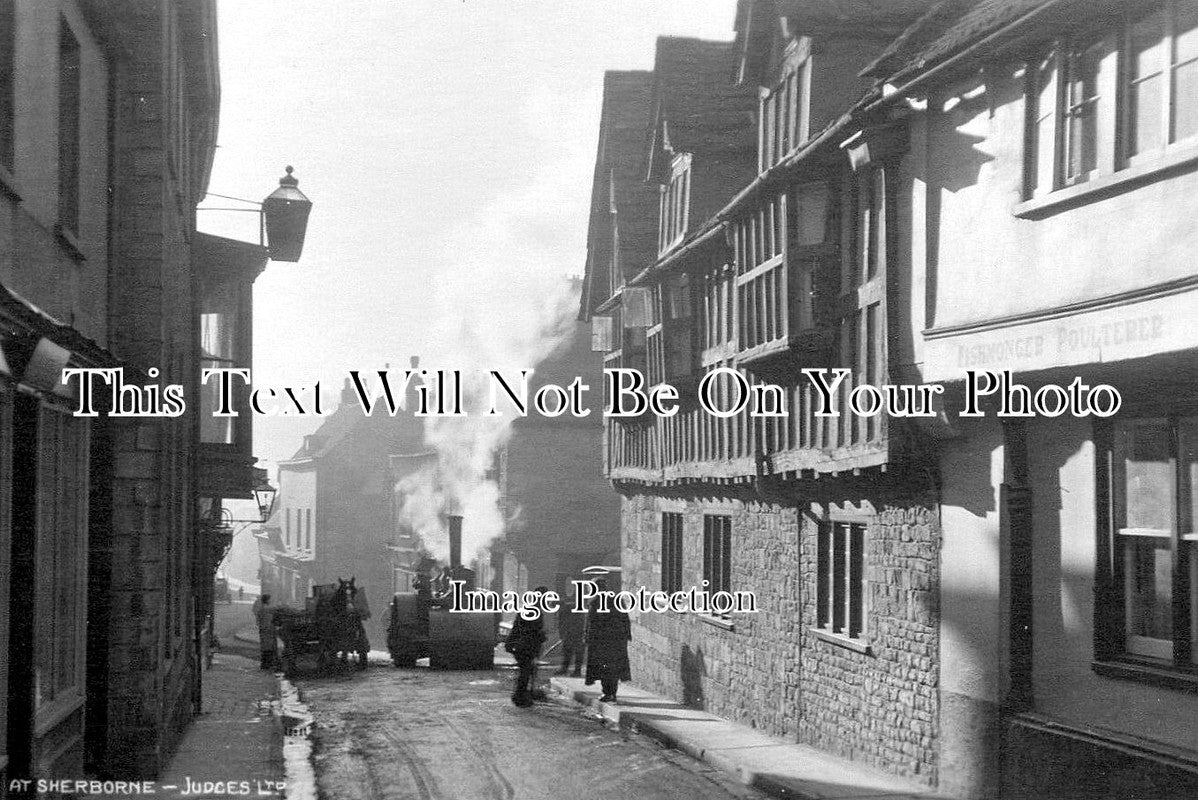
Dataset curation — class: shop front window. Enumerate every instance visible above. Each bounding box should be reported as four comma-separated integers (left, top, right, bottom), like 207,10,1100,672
1108,415,1197,664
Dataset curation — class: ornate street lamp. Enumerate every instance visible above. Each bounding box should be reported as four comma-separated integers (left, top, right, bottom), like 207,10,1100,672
198,166,313,262
252,478,278,524
262,166,313,262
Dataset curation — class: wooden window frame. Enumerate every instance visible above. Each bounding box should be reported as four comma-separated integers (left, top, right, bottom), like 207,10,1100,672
658,153,692,256
662,512,684,594
815,516,868,644
1096,413,1197,672
837,166,888,448
33,404,89,726
702,514,732,609
1023,2,1198,199
758,43,811,172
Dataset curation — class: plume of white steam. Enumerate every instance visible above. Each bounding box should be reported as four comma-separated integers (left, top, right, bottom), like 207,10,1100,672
395,272,579,565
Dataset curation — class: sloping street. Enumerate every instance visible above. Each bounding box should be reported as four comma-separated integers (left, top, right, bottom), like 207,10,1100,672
290,662,764,800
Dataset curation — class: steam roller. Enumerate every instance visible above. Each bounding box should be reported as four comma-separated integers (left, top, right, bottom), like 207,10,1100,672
387,515,497,670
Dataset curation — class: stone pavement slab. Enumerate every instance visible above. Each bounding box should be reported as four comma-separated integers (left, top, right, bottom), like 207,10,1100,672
550,676,943,800
157,652,285,800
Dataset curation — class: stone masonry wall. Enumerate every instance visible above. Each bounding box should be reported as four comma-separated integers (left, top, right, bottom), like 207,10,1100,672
104,25,203,774
624,492,805,738
623,488,940,786
799,502,940,783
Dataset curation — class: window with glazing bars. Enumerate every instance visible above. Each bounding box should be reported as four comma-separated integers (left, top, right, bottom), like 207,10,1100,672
817,521,866,639
662,512,684,594
703,515,732,599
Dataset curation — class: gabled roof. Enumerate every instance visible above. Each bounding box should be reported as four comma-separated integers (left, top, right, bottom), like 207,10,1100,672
285,401,361,461
282,374,427,463
734,0,940,85
645,37,757,181
580,70,656,319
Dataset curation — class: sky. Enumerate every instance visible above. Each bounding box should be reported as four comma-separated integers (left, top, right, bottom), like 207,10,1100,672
200,0,738,475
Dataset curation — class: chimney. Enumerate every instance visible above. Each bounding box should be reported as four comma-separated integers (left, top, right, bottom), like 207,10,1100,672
448,515,463,569
341,376,356,405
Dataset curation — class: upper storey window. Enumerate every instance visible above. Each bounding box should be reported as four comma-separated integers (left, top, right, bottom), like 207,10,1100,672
658,153,691,256
759,48,811,172
1024,1,1198,198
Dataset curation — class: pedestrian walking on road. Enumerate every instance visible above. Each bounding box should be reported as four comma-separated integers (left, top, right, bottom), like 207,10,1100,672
584,579,631,703
555,584,585,677
505,587,548,707
252,594,279,670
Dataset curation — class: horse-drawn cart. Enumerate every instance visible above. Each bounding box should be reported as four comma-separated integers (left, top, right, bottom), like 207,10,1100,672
274,579,370,677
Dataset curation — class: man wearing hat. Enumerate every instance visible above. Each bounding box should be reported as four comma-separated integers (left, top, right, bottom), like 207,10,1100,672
505,587,549,706
584,576,631,703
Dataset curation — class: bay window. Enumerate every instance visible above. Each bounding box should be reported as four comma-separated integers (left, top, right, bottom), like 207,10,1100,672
646,273,695,387
759,50,811,172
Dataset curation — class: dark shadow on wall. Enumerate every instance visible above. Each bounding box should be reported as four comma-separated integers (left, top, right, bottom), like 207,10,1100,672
680,644,706,710
920,81,997,331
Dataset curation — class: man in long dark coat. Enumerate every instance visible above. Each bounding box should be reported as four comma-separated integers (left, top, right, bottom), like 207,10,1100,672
505,587,548,706
584,580,631,702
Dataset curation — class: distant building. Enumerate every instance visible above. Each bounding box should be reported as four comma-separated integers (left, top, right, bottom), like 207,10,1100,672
265,371,426,645
487,293,621,606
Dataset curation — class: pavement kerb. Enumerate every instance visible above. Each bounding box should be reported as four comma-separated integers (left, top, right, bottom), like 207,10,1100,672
549,676,940,800
553,678,785,795
614,709,708,764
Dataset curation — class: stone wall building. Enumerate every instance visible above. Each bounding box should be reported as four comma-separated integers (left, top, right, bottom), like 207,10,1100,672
583,1,1198,797
582,11,945,784
268,374,427,646
0,0,280,784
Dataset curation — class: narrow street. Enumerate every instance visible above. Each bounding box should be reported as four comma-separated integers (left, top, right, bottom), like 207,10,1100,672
212,597,765,800
292,663,766,800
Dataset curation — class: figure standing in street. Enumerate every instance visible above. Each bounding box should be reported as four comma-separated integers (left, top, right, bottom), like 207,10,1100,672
585,579,631,703
555,584,586,677
252,594,279,670
505,587,548,707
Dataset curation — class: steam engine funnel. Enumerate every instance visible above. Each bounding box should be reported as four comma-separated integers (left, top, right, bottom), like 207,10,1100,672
448,515,463,569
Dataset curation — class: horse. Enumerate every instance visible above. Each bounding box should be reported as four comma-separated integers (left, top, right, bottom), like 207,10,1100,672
315,577,370,670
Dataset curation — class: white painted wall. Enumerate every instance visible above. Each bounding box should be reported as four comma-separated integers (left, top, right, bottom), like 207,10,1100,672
1029,415,1198,751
